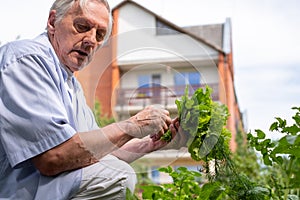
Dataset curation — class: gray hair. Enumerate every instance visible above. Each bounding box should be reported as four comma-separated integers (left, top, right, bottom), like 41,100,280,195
49,0,112,43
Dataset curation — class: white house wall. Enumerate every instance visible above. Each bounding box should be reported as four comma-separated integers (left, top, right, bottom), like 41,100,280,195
117,4,219,65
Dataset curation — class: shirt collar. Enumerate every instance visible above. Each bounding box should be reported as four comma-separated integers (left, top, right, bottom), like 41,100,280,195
35,32,74,82
61,64,74,81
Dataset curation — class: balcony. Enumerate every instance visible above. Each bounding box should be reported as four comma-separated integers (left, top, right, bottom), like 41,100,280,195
114,83,219,117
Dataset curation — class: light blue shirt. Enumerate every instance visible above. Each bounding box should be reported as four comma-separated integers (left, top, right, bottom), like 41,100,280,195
0,33,99,199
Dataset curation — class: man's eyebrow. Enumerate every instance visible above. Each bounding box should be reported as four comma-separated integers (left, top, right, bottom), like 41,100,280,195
75,17,107,29
97,27,107,32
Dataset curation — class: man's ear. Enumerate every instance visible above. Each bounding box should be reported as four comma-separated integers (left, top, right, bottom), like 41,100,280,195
47,10,56,34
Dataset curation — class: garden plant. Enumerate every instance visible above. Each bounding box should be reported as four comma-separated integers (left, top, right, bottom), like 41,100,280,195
129,86,300,200
92,88,300,199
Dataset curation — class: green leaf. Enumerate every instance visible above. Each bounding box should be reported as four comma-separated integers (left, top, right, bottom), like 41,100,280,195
198,182,223,200
276,117,287,129
262,139,271,146
282,124,300,135
286,135,298,145
140,185,163,199
293,114,300,126
275,156,284,164
269,122,278,131
272,136,300,158
261,147,268,155
185,99,194,109
246,186,270,198
247,133,254,140
255,144,262,151
158,166,173,174
255,129,266,139
263,154,272,166
287,195,299,200
160,130,172,142
177,166,188,172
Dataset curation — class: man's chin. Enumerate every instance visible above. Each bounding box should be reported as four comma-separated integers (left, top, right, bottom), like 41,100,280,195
71,65,86,72
70,60,90,72
78,58,92,69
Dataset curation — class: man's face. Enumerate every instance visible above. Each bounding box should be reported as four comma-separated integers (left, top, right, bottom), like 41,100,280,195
48,0,109,72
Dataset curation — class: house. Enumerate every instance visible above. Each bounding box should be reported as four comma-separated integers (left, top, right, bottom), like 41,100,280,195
76,0,245,183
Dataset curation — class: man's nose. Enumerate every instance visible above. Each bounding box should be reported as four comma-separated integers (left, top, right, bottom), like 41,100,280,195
83,29,97,47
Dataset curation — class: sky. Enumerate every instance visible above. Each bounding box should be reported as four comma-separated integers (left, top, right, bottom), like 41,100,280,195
0,0,300,138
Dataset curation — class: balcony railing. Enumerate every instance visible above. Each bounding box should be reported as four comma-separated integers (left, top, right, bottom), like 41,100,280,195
114,83,219,115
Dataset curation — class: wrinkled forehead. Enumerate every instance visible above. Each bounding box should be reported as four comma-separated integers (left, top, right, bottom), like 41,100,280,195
53,0,110,21
79,0,110,13
65,0,109,20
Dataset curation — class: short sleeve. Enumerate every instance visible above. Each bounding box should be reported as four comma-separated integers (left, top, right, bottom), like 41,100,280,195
0,52,76,168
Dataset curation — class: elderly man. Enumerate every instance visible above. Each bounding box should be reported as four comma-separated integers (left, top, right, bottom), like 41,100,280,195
0,0,183,199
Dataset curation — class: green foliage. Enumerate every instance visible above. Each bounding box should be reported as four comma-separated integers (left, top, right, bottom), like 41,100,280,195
126,188,139,200
232,130,261,179
140,166,204,200
142,86,271,199
162,86,231,162
248,107,300,199
141,165,270,200
130,87,300,200
93,99,115,127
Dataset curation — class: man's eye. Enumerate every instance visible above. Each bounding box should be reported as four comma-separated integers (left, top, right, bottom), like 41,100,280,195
74,23,90,33
96,31,106,42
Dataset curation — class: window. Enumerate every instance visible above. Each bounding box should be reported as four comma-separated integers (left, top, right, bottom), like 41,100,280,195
174,72,200,95
151,74,161,104
137,75,151,97
137,74,161,100
138,75,151,88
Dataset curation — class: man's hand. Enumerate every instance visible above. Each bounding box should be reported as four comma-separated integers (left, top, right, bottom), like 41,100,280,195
121,105,172,139
112,117,189,163
163,117,189,150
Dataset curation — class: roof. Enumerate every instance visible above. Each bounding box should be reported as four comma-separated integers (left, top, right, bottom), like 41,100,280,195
112,0,229,55
182,24,224,51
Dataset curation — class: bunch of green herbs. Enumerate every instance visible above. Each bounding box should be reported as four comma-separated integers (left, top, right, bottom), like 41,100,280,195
162,86,231,161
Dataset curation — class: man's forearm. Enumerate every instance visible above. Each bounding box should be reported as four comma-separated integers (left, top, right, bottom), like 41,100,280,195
79,122,134,160
111,135,168,163
33,122,133,176
32,106,171,176
111,138,150,163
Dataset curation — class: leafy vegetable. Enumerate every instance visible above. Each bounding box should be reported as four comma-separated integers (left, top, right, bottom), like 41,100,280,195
162,86,231,161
